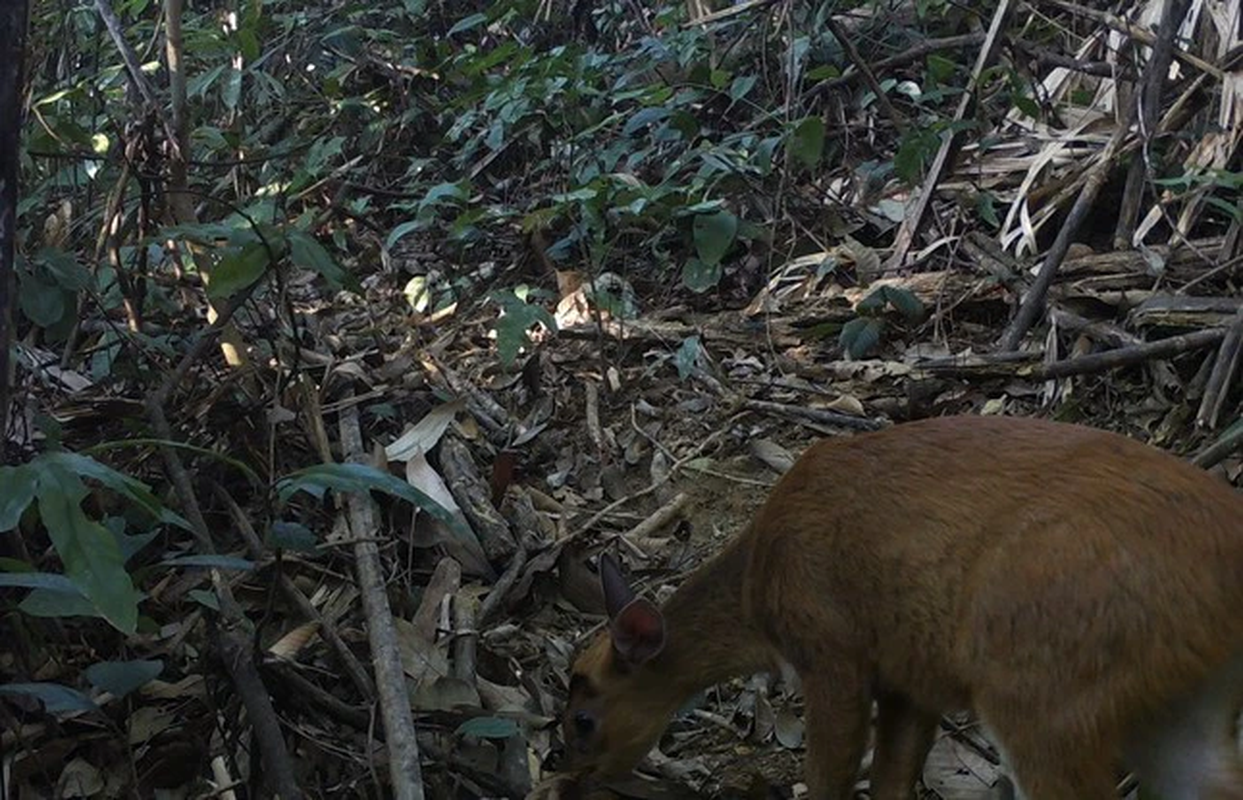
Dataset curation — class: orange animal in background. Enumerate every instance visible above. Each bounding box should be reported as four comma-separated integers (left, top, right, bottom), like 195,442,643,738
558,414,1243,799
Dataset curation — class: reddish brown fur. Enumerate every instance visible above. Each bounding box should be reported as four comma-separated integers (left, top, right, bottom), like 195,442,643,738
559,415,1243,799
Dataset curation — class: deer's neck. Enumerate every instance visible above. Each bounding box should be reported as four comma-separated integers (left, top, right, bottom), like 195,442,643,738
651,533,777,694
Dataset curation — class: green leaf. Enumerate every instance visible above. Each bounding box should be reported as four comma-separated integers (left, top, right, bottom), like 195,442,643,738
19,587,100,618
276,462,470,539
385,219,423,250
288,230,359,293
681,258,720,293
38,452,192,531
188,589,220,611
490,289,556,366
692,210,738,266
729,75,757,102
839,317,884,358
207,241,270,302
448,13,487,35
84,659,163,698
894,137,926,184
456,716,520,739
32,461,141,633
18,270,66,326
494,313,534,365
882,286,925,321
0,465,37,530
267,521,318,552
674,336,702,380
160,555,256,571
755,136,781,174
806,65,841,81
0,571,82,593
623,107,671,136
1012,94,1040,120
0,682,98,715
789,116,826,170
927,54,956,83
856,289,887,313
38,249,92,291
977,191,1000,227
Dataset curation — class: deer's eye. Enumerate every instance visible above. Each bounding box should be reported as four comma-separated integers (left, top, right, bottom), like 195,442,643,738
573,710,595,739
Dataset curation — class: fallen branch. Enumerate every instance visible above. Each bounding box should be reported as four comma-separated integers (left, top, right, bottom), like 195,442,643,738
622,492,689,544
1023,328,1225,380
741,398,887,431
1192,420,1243,469
1196,308,1243,429
339,392,425,800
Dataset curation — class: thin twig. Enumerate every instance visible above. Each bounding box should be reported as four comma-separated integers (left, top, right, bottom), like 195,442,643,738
1196,308,1243,429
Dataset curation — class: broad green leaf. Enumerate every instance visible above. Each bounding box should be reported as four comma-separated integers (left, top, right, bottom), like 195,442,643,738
494,313,534,365
0,465,37,530
33,460,140,633
490,290,557,366
755,136,781,174
267,521,318,552
188,589,220,611
623,107,671,136
37,249,92,291
0,571,82,593
839,317,884,359
84,659,164,698
806,65,841,81
674,336,702,380
927,54,957,83
288,230,358,293
692,210,738,266
682,258,720,293
789,116,826,170
206,242,270,302
39,452,192,531
729,75,757,102
856,289,887,313
882,286,925,321
19,587,100,618
18,271,66,326
894,136,927,184
0,682,98,715
223,66,242,111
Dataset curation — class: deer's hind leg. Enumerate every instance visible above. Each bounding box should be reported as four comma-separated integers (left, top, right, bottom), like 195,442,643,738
1123,654,1243,800
975,691,1122,800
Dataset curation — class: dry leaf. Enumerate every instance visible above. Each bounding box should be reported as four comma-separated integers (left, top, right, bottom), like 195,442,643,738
267,621,320,660
773,708,804,749
921,734,1003,798
385,396,468,461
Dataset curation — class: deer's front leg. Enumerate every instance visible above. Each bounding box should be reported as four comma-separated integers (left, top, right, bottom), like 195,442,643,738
799,663,871,800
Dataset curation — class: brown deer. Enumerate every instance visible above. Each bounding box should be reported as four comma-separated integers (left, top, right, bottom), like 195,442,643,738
558,414,1243,799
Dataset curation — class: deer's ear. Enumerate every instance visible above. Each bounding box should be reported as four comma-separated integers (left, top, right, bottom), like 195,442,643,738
598,554,665,666
599,552,636,618
609,596,666,667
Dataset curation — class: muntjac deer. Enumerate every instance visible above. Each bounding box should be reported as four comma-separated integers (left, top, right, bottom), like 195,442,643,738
557,414,1243,799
